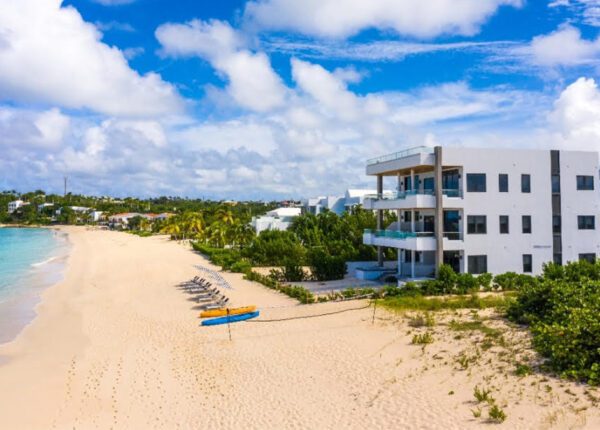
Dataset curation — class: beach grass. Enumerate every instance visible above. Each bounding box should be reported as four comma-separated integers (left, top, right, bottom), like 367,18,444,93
379,293,514,312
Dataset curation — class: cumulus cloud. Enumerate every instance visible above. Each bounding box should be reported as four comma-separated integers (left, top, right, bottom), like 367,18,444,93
0,0,182,117
548,77,600,149
156,19,286,112
244,0,522,38
549,0,600,27
529,25,600,66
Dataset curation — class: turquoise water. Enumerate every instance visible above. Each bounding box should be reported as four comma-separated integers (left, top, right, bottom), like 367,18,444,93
0,228,69,344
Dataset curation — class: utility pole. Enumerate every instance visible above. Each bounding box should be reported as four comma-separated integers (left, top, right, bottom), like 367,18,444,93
63,176,67,197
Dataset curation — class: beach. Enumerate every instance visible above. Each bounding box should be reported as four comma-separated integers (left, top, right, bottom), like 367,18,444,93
0,227,598,430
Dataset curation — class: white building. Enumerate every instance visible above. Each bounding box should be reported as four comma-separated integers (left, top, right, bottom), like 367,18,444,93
362,146,600,278
7,200,26,214
303,189,384,215
251,207,302,234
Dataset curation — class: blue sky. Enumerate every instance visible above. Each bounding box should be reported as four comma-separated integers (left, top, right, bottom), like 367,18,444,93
1,0,600,199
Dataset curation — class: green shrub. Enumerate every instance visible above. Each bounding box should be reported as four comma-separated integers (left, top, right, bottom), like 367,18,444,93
230,260,252,273
473,386,493,403
488,404,507,423
455,273,478,294
307,247,346,281
282,262,307,282
411,332,434,344
477,273,493,291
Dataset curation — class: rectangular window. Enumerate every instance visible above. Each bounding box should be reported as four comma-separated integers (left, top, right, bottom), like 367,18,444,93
577,175,594,190
579,253,596,263
522,215,532,234
499,215,509,234
467,215,487,234
553,215,561,234
466,173,486,192
578,215,595,230
553,253,562,265
522,254,532,273
468,255,488,274
551,175,560,193
521,174,531,193
423,177,434,193
498,174,508,192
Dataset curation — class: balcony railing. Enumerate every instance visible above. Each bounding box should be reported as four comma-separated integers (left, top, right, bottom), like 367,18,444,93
365,229,463,240
367,146,434,166
365,188,461,201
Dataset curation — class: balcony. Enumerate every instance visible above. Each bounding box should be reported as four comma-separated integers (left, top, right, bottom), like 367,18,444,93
363,229,463,251
363,189,462,210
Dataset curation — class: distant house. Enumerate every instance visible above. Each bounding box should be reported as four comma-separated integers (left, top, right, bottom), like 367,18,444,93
90,211,104,222
108,212,142,226
7,200,27,214
251,207,302,234
37,203,54,212
302,189,384,215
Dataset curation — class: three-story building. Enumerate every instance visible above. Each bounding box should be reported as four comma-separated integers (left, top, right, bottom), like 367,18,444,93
362,146,600,277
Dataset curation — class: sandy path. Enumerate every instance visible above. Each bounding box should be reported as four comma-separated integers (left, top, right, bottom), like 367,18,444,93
0,227,598,429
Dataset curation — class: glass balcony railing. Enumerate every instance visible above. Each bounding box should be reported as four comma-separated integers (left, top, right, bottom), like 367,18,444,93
364,229,463,241
366,146,434,166
365,188,461,201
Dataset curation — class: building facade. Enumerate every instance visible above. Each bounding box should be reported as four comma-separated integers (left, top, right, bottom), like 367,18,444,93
251,207,302,234
362,146,600,277
7,200,26,214
303,189,387,215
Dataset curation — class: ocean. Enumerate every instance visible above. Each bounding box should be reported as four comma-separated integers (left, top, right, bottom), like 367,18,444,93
0,228,69,344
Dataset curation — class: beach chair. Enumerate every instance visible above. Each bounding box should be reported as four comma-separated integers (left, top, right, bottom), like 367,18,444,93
197,297,229,310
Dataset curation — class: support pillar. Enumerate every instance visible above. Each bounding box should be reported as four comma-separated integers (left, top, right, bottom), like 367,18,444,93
377,175,384,267
434,146,444,276
411,250,415,279
410,169,415,192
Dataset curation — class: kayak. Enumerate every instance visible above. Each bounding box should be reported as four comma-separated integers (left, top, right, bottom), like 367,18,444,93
201,311,260,326
200,306,257,318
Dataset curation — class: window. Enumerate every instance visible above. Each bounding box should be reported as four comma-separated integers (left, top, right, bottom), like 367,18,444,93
522,215,532,234
466,174,486,192
523,254,532,273
498,174,508,192
468,255,488,274
499,215,509,234
553,254,562,265
423,177,434,193
521,174,531,193
467,215,487,234
578,215,595,230
577,175,594,190
404,176,412,191
553,215,561,234
579,253,596,263
551,175,560,193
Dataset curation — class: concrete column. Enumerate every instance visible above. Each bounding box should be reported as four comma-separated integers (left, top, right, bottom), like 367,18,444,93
410,169,415,192
411,250,415,278
377,175,384,267
397,249,402,276
434,146,444,276
411,209,415,233
397,172,402,193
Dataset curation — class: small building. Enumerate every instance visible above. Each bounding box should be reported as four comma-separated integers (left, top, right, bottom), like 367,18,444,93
251,207,302,234
7,200,26,214
90,211,104,222
302,189,385,215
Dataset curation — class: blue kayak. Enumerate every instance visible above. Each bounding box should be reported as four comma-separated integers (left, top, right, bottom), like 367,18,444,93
201,311,260,326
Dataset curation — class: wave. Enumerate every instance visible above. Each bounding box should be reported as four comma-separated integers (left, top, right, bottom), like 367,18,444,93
30,256,59,268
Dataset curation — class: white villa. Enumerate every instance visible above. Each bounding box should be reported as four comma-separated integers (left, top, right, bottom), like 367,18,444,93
7,200,27,214
361,146,600,279
251,207,302,234
302,189,384,215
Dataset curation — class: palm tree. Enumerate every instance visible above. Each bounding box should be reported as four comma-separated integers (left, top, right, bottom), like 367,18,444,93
229,220,255,248
215,207,234,226
182,211,205,240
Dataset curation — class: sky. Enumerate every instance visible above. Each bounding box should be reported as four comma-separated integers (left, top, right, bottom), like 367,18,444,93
1,0,600,200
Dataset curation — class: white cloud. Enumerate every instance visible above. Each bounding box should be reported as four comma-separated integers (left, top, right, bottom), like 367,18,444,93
548,77,600,149
263,38,515,62
0,0,182,117
156,19,286,112
0,107,70,149
549,0,600,27
95,20,135,32
92,0,137,5
244,0,522,38
529,25,600,66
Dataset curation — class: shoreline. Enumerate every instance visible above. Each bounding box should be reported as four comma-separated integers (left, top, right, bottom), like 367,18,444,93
0,227,598,429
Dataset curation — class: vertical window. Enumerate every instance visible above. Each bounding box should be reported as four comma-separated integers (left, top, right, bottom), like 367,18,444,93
522,215,532,234
578,215,595,230
423,177,434,193
579,253,596,263
551,175,560,193
577,175,594,190
499,215,509,234
466,174,486,192
521,174,531,193
498,174,508,192
467,215,487,234
553,254,562,265
522,254,532,273
468,255,488,274
553,215,561,234
404,176,412,191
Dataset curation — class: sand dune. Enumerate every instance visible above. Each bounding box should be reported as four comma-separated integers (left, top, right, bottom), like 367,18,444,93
0,227,598,429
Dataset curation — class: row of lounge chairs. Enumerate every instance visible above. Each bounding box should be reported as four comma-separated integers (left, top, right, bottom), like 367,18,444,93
195,266,232,290
177,276,230,310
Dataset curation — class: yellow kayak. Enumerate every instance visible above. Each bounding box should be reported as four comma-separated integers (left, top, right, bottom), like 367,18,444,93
199,306,257,318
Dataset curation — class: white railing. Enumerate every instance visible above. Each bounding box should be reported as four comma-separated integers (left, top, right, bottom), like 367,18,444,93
366,146,434,166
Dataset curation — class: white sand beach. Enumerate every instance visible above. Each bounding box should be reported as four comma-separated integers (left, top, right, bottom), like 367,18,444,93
0,227,598,429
